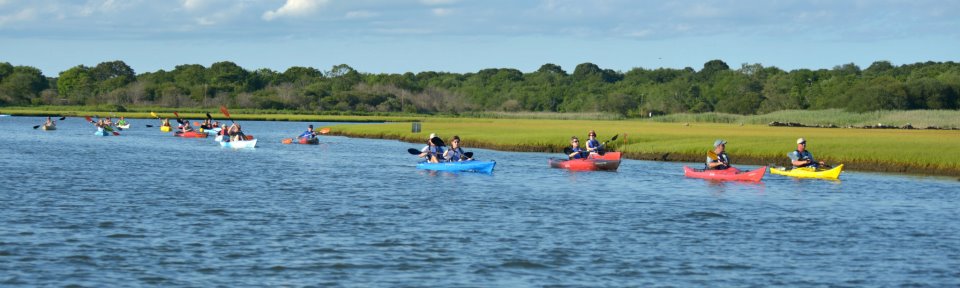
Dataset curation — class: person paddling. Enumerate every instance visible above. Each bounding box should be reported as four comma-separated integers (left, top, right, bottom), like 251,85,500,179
116,117,128,127
229,123,246,141
789,138,826,169
43,116,56,128
585,130,603,154
443,135,471,162
299,125,318,140
161,118,171,128
418,133,445,163
706,139,730,170
567,136,588,159
181,121,194,132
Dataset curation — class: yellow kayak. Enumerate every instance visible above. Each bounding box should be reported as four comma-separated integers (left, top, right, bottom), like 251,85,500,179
770,164,844,179
160,126,171,132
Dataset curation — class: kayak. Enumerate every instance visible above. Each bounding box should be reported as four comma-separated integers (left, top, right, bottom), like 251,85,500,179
94,130,111,136
42,125,56,130
417,160,496,174
174,131,209,138
117,124,130,129
683,166,766,182
199,127,221,135
298,137,319,145
549,152,621,171
771,164,844,180
160,126,172,132
220,139,257,149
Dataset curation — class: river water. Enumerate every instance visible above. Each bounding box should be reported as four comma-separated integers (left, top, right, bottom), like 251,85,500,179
1,116,958,287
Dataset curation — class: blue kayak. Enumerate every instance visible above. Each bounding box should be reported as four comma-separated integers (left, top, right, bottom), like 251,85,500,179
416,160,496,174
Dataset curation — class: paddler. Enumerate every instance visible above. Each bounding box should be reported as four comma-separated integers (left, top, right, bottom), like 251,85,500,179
585,130,603,154
789,138,826,169
443,135,471,161
161,118,171,127
299,124,317,140
116,116,128,127
706,139,730,170
567,136,588,159
43,116,55,128
418,133,445,163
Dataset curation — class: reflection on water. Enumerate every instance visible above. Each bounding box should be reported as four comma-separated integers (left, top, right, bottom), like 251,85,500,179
1,116,959,287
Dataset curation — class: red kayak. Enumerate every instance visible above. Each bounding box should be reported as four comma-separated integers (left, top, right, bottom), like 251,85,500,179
174,131,209,138
298,137,319,145
683,166,767,182
549,152,621,171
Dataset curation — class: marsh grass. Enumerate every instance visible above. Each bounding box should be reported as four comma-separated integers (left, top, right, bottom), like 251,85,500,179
651,109,960,128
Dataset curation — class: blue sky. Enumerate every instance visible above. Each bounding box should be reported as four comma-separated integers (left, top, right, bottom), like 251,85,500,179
1,0,958,76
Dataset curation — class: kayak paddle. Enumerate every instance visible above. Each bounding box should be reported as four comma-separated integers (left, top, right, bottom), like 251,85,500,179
429,136,445,147
319,127,330,134
281,138,293,144
33,124,41,129
220,106,235,123
407,148,422,155
59,116,66,120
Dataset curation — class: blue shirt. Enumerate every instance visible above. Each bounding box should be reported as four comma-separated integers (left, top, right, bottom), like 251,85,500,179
586,139,601,152
299,131,315,138
570,147,587,159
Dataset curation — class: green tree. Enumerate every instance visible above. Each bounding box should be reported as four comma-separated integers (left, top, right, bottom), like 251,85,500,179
57,65,95,104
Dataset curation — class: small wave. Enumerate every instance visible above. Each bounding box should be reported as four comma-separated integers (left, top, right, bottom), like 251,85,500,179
139,276,168,284
707,263,753,270
97,221,115,228
106,233,146,238
685,211,728,219
203,209,229,216
500,259,549,269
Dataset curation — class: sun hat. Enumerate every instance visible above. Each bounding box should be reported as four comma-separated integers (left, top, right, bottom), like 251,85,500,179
797,137,806,144
713,139,727,147
429,133,437,139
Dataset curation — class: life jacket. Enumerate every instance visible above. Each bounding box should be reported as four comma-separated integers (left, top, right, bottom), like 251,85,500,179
570,147,587,159
793,150,815,167
586,139,602,152
448,147,465,161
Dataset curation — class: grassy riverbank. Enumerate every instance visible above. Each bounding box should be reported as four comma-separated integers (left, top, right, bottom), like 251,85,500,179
325,118,960,177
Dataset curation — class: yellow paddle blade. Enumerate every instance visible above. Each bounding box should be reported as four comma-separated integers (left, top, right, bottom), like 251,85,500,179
150,112,158,118
707,151,718,160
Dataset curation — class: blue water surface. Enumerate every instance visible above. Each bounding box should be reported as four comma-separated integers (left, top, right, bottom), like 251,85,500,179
1,116,958,287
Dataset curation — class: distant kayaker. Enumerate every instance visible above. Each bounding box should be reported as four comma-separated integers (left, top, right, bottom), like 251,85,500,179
181,121,194,132
116,117,128,127
567,136,588,159
585,130,602,154
443,135,471,161
299,125,317,139
104,117,114,127
706,139,730,170
161,118,171,127
43,117,55,127
229,123,246,141
419,133,445,163
790,138,825,169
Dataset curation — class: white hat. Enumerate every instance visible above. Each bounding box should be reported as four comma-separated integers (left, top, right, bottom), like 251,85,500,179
429,133,437,139
797,137,806,144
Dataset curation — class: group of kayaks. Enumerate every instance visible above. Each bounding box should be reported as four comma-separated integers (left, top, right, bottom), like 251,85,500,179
165,125,258,149
682,164,844,181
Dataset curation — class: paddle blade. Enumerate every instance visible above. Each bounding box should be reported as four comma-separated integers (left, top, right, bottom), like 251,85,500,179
707,151,718,160
84,116,93,123
319,128,330,134
146,125,154,128
563,147,573,155
173,111,180,119
282,138,293,144
193,121,200,126
206,113,212,120
33,125,41,129
407,148,422,155
112,131,120,136
58,116,66,120
150,112,158,119
430,137,445,147
244,135,254,140
219,106,231,118
464,152,474,158
609,134,618,142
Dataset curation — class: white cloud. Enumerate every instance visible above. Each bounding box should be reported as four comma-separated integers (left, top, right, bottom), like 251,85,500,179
420,0,458,5
262,0,329,21
345,10,378,19
182,0,208,11
431,8,453,16
0,8,34,26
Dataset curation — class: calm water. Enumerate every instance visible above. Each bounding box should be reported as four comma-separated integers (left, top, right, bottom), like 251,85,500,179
1,116,958,287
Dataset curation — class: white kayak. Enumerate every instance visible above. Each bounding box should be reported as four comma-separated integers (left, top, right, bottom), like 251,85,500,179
220,139,257,149
117,124,130,129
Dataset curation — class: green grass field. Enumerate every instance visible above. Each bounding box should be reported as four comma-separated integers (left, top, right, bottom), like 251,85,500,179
327,118,960,176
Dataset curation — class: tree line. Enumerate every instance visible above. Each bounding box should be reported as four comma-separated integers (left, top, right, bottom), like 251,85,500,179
1,59,959,115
